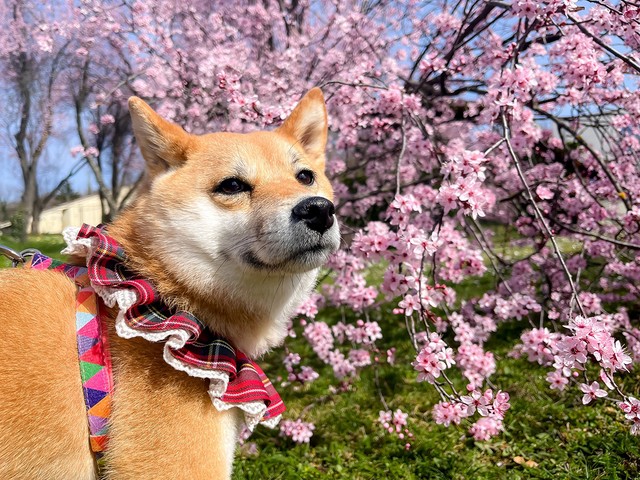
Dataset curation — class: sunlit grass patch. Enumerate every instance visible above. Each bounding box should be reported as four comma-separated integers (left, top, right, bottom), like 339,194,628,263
0,234,65,268
234,318,640,479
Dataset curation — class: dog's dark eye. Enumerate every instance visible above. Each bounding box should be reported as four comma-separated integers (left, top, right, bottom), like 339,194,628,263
296,170,314,186
215,178,252,195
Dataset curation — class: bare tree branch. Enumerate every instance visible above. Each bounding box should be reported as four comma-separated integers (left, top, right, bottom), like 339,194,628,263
501,110,587,318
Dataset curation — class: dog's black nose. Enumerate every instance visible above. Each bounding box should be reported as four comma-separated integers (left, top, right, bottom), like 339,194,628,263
292,196,335,234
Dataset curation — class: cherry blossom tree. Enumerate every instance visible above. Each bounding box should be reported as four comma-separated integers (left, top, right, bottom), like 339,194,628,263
4,0,640,444
0,0,80,239
66,0,144,221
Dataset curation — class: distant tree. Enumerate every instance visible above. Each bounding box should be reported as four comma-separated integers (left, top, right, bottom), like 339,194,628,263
0,201,8,222
72,63,142,221
0,0,83,240
53,179,79,204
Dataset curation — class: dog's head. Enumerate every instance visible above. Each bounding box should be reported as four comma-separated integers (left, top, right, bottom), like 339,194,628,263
124,89,339,355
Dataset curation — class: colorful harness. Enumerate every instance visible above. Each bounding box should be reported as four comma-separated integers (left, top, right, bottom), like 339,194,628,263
30,254,113,459
23,224,285,462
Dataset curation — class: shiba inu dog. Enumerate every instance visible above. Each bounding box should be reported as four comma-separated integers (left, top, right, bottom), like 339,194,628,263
0,88,339,479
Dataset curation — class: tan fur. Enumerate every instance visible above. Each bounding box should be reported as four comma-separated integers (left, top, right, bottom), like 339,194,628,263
0,89,336,479
0,269,95,479
108,129,334,350
103,321,239,479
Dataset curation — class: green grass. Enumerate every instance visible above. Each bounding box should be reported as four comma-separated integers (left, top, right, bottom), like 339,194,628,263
234,315,640,479
0,234,66,268
3,234,638,479
487,224,583,262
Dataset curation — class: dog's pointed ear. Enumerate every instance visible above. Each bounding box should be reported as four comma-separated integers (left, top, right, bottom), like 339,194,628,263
277,87,328,161
128,97,193,179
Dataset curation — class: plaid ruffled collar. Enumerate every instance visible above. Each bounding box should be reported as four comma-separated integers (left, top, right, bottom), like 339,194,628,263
58,224,284,430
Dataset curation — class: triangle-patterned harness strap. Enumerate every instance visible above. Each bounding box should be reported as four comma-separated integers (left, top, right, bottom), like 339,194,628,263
29,254,112,460
28,224,285,461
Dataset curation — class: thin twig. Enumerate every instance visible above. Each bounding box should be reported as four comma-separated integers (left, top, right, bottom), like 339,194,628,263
465,218,514,295
552,218,640,250
318,80,389,91
395,115,407,197
567,14,640,74
483,138,505,156
501,111,587,318
374,365,390,411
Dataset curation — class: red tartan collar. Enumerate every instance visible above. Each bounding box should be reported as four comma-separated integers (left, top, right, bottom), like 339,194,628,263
61,224,285,430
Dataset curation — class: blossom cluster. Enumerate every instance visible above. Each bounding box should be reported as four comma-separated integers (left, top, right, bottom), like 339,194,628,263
412,332,455,384
283,352,319,385
303,318,383,380
279,419,316,444
432,389,511,441
515,315,634,393
378,409,413,449
515,315,638,433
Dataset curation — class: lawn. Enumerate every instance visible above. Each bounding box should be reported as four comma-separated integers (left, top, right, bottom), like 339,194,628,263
0,234,67,268
1,234,638,479
234,303,640,480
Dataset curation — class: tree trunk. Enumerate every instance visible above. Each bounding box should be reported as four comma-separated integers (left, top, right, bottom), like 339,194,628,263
19,169,37,241
100,194,114,223
31,198,42,235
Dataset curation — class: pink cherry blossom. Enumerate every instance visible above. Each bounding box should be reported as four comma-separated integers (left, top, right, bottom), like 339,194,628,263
546,370,569,391
580,382,608,405
433,401,467,427
469,417,504,441
280,419,315,444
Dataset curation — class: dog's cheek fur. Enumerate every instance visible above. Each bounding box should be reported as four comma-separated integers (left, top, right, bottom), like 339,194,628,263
0,269,96,480
152,193,320,357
